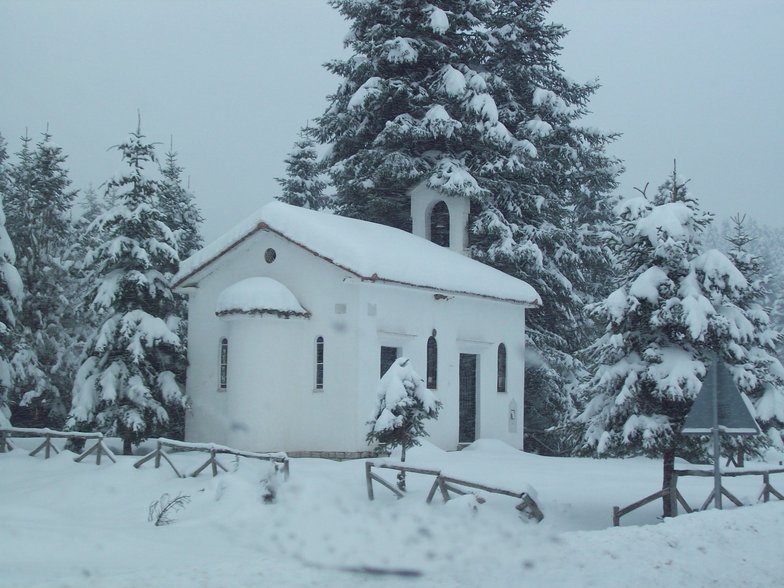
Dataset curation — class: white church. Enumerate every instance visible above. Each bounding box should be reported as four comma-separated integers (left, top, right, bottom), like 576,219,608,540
173,184,541,456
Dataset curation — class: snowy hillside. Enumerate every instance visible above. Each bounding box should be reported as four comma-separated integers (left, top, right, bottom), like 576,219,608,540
2,439,784,587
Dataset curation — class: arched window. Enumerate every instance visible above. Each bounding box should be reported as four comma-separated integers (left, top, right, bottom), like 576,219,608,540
219,338,229,391
429,201,450,247
426,336,438,389
315,336,324,390
497,343,507,392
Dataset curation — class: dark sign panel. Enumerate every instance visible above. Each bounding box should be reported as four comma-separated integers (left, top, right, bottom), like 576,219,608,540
682,359,761,435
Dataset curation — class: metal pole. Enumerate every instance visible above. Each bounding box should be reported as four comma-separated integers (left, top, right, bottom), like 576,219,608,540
712,357,722,509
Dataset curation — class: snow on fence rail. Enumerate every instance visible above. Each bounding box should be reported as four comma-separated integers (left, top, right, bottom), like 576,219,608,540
0,427,116,465
133,437,290,479
365,460,544,522
613,466,784,526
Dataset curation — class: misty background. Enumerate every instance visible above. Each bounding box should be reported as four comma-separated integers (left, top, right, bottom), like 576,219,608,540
1,0,782,243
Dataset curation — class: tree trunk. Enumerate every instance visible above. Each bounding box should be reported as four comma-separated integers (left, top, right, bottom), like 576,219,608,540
397,445,407,492
662,446,676,518
123,436,133,456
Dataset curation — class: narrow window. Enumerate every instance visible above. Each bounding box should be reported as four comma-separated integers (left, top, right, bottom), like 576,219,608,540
497,343,507,392
380,346,399,378
426,336,438,389
429,201,450,247
315,336,324,390
219,338,228,391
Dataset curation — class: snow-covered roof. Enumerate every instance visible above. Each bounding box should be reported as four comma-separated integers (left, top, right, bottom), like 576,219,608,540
175,202,541,306
216,277,309,318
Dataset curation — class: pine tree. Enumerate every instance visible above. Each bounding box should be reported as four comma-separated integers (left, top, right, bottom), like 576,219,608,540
367,357,441,490
315,0,619,453
275,128,328,209
159,141,203,260
66,123,186,454
722,215,784,453
0,133,23,427
4,130,78,428
576,166,778,516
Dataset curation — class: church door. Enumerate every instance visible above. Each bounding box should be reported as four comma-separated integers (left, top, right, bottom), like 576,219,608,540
459,354,478,443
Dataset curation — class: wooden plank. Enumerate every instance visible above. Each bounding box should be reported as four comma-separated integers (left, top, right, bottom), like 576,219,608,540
369,473,404,499
158,450,183,478
768,485,784,501
517,494,544,523
133,450,158,469
439,476,521,499
425,478,440,504
365,462,375,501
0,427,104,440
676,490,693,514
615,489,669,521
720,485,744,507
700,489,715,511
73,441,98,463
675,467,784,477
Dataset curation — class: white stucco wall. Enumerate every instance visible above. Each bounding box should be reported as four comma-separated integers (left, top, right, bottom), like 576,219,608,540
182,227,528,453
354,282,526,451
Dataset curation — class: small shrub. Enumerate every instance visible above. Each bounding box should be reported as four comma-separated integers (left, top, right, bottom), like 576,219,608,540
148,492,190,526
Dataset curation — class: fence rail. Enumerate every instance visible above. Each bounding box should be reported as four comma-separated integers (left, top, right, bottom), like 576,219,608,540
613,466,784,526
0,426,116,465
1,428,289,479
365,460,543,522
133,437,290,479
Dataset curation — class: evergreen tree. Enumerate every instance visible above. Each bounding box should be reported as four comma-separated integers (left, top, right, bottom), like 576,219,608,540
722,215,784,453
66,123,186,454
576,167,778,516
0,134,23,427
315,0,619,453
159,141,203,260
4,130,78,428
367,357,441,490
275,128,329,209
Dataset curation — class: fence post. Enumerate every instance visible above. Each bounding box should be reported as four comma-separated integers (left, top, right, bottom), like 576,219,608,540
763,472,770,503
1,429,7,453
154,440,162,469
613,506,620,527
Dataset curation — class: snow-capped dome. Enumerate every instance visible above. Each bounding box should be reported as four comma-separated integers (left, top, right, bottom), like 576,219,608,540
216,277,309,318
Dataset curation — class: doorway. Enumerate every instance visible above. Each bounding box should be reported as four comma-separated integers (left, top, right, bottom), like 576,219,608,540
459,353,478,443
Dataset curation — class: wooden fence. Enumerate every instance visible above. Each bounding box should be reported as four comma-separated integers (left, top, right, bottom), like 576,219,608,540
0,428,289,480
133,437,290,479
0,427,116,465
613,466,784,526
365,460,544,522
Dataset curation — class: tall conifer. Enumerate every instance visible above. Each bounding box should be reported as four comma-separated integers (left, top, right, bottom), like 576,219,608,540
67,123,186,454
315,0,619,451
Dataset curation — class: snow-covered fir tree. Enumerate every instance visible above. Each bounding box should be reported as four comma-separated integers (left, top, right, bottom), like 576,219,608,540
275,128,328,209
67,123,187,454
0,134,23,427
721,215,784,453
367,357,441,490
576,168,780,516
4,130,78,428
159,142,203,260
315,0,619,453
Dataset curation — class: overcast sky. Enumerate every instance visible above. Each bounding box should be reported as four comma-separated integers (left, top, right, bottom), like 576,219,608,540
1,0,782,243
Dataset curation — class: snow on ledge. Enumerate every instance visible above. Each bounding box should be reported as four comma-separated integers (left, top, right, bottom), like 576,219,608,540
216,277,309,319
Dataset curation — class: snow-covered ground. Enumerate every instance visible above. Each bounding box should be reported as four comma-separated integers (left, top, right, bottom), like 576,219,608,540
2,438,783,587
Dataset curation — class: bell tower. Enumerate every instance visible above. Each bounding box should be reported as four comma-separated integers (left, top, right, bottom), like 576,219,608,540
409,182,469,255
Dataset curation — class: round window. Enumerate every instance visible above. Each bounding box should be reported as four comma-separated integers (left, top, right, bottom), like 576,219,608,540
264,248,277,263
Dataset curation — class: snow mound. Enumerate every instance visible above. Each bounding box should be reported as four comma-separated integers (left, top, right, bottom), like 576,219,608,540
461,438,520,454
